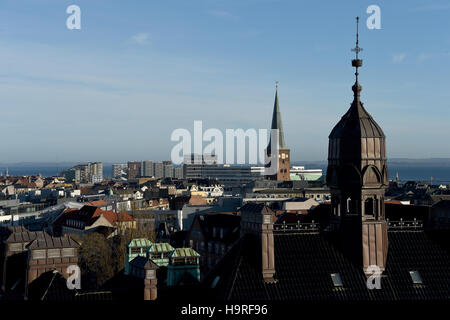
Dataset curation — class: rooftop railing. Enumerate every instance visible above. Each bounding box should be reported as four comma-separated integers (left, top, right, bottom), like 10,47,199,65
386,218,423,230
273,220,319,233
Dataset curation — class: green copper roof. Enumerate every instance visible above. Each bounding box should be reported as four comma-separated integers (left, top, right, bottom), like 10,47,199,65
267,89,288,152
126,238,152,248
169,248,201,258
146,242,174,253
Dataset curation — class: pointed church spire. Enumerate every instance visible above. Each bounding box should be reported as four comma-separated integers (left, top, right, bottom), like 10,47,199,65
268,81,287,152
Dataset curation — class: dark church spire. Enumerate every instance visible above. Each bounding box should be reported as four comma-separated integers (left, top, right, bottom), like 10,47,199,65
268,81,287,152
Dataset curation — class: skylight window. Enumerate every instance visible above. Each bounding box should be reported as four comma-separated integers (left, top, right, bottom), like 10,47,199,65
210,276,220,289
331,273,343,287
409,271,423,284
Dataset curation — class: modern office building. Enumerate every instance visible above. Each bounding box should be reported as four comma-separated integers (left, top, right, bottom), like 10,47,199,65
112,164,128,181
128,162,141,180
163,161,173,178
153,162,164,179
141,160,154,177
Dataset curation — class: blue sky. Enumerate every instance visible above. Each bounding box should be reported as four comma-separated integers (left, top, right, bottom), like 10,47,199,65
0,0,449,163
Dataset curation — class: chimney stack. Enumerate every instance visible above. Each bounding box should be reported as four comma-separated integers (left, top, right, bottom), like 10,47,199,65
144,266,158,300
240,204,276,283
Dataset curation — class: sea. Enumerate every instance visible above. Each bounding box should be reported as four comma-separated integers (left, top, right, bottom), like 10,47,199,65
1,163,450,184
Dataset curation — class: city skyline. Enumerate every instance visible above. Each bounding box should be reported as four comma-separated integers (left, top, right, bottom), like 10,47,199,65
1,0,449,163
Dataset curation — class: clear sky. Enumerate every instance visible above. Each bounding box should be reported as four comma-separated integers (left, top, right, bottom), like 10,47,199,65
0,0,449,163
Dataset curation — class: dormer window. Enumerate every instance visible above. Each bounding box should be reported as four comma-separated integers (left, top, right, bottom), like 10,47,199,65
409,271,423,285
331,273,343,287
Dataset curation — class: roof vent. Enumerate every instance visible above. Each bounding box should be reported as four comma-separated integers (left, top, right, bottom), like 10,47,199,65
409,271,423,285
331,273,343,287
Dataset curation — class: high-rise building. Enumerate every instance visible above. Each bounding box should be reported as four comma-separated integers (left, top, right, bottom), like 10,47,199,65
154,162,164,179
142,160,154,177
127,161,141,180
63,168,81,183
112,164,128,181
89,162,103,183
163,161,173,178
174,166,184,179
326,17,388,274
265,84,290,181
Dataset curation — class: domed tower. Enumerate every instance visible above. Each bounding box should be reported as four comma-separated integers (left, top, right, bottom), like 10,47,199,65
326,17,388,274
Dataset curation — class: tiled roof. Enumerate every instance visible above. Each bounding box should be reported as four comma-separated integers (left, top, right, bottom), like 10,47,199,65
169,248,200,258
147,242,174,253
205,230,450,301
127,238,153,248
84,200,108,207
5,229,43,244
27,234,80,249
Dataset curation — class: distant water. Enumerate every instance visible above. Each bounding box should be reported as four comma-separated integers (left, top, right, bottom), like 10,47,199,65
0,165,113,178
312,165,450,184
1,164,450,183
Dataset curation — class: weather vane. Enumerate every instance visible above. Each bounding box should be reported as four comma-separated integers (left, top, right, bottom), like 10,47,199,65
351,17,363,81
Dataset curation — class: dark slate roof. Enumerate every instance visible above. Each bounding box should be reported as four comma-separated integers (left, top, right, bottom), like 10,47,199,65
432,200,450,210
239,203,275,216
205,230,450,301
329,82,384,139
26,233,80,249
5,229,44,244
194,213,241,245
130,256,158,270
27,271,113,301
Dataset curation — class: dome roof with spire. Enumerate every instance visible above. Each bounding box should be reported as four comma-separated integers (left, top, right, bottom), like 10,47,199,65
329,82,384,139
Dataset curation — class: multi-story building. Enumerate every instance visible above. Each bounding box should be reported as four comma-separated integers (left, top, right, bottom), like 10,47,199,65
153,162,164,179
112,164,128,181
163,161,173,178
89,162,103,183
128,162,141,180
141,160,154,177
65,162,103,183
174,166,184,179
63,168,81,183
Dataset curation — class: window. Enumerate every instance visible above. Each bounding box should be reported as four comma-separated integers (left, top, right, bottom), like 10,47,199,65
365,198,374,216
409,271,423,284
331,273,343,287
33,250,46,260
48,249,61,258
346,197,351,213
62,248,75,257
10,243,22,252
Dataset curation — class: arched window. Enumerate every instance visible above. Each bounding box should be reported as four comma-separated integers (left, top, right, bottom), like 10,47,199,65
346,197,352,213
365,198,374,216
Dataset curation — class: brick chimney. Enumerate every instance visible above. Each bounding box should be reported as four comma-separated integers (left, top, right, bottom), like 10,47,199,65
143,263,158,300
240,204,276,283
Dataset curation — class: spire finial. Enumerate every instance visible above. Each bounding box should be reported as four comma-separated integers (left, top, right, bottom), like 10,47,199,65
351,17,363,97
351,17,363,81
275,80,279,90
